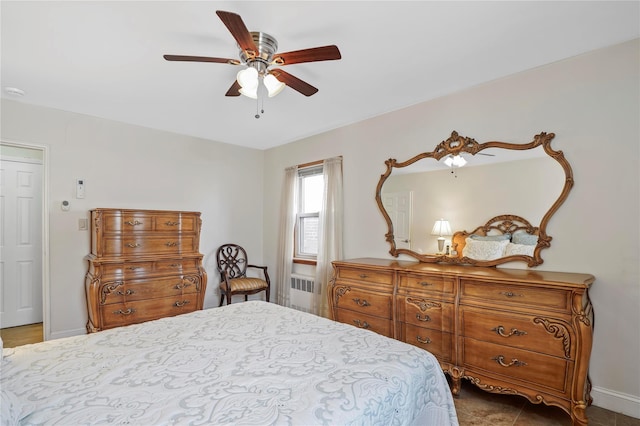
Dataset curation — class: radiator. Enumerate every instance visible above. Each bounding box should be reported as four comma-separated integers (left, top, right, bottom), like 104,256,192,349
290,274,315,313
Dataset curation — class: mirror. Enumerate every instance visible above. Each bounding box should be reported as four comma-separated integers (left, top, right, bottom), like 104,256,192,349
375,131,573,267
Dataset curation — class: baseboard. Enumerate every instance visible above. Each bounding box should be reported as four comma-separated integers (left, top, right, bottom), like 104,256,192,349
48,328,85,340
592,385,640,419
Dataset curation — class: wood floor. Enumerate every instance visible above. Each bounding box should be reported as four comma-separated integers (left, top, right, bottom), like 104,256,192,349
1,323,638,425
1,322,43,348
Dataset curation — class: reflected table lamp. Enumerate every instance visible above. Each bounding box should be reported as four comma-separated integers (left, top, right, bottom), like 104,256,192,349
431,219,452,253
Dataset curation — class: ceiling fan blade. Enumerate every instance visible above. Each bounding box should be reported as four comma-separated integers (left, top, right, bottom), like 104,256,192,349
215,10,258,54
271,70,318,96
225,80,241,97
163,55,240,65
272,45,342,66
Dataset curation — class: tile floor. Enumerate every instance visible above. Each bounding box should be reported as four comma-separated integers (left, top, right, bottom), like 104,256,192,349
453,378,640,426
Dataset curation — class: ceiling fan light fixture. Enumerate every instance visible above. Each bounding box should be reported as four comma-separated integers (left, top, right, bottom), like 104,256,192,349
264,74,285,97
236,66,259,90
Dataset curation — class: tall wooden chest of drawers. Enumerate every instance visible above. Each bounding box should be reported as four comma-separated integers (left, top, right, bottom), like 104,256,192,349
85,209,207,333
328,258,594,426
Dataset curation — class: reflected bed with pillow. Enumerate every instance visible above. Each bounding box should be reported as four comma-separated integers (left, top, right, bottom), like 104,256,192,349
451,215,540,265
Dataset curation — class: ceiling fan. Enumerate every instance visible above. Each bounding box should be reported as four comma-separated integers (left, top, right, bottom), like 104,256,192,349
163,10,342,100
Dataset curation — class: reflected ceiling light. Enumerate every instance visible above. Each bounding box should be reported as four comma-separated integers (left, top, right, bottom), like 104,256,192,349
444,155,467,168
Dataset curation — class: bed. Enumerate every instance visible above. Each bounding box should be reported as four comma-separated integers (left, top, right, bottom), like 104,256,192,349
1,301,458,425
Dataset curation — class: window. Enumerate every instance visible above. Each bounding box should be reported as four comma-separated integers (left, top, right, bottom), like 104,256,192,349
295,164,324,261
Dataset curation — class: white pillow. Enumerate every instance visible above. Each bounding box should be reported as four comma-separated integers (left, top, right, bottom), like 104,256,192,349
462,238,509,260
504,242,535,257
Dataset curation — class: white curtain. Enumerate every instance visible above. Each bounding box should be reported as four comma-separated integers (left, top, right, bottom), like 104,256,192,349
312,157,343,317
275,165,298,307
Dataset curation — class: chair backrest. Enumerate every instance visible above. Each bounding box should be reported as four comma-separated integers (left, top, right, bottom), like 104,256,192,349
216,244,248,279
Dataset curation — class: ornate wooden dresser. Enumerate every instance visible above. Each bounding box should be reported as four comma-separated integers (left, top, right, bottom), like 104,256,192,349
328,258,594,426
85,208,207,333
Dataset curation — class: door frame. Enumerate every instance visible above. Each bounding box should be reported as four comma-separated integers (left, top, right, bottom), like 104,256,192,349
1,139,50,340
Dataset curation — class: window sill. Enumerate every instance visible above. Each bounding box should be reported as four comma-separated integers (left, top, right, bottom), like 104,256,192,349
293,258,317,266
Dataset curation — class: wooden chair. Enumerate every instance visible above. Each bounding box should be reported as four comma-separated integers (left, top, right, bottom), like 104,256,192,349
216,244,270,306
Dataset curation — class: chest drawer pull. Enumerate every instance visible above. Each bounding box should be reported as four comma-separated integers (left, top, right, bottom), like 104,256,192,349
499,291,523,298
126,266,141,271
352,298,371,307
417,336,432,344
125,220,143,226
165,241,178,247
169,263,180,268
116,289,135,296
491,326,527,338
165,221,180,226
126,243,141,248
113,308,136,315
358,274,368,279
416,313,432,322
419,281,434,287
174,300,190,307
353,319,371,329
491,355,527,368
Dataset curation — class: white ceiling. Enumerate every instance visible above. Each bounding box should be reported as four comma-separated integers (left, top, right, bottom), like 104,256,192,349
2,1,638,150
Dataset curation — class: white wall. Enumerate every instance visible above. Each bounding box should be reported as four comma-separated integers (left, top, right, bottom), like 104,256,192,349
1,101,265,336
263,39,640,415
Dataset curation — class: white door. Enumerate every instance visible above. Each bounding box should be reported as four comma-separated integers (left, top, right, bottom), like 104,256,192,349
382,191,412,250
0,158,43,328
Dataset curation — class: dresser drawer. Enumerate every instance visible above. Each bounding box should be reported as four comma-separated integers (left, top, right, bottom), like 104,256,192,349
461,307,572,359
398,297,454,332
460,279,570,311
398,272,455,295
401,324,453,362
155,215,196,232
101,293,199,330
332,286,392,319
336,267,393,286
335,309,392,338
101,262,155,277
462,338,572,393
100,276,191,305
103,213,153,233
103,235,198,257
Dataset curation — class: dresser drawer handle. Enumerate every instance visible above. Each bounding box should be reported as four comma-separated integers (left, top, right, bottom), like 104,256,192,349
165,221,180,226
174,283,191,289
352,298,371,307
126,243,141,248
116,289,135,296
358,274,368,279
169,263,180,268
113,308,136,315
419,281,434,287
165,241,178,247
491,355,527,368
417,336,432,344
174,300,190,307
416,313,431,322
125,220,143,226
126,266,142,271
499,291,523,298
353,319,370,329
492,326,527,338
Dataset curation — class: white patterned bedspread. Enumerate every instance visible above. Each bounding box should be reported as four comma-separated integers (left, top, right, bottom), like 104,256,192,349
1,301,458,425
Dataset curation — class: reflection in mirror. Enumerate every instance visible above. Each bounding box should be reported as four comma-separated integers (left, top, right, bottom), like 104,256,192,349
376,131,573,267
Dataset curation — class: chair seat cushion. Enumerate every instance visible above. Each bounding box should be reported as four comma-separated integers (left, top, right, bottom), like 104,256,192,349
220,277,268,292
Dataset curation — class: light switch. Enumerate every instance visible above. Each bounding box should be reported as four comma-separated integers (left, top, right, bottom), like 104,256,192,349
78,218,88,230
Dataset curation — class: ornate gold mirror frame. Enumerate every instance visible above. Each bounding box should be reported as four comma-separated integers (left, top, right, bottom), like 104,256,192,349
375,131,574,267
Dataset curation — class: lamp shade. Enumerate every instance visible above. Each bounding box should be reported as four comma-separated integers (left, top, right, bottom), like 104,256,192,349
237,67,259,99
264,74,285,97
444,155,466,167
431,219,452,237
